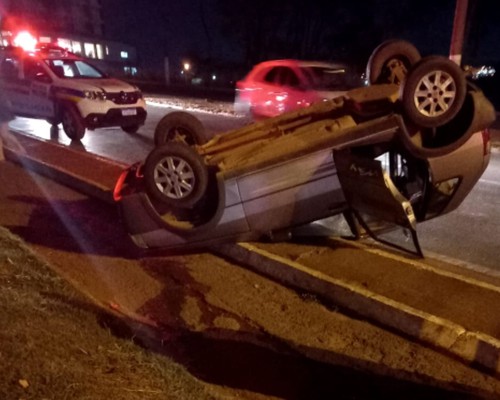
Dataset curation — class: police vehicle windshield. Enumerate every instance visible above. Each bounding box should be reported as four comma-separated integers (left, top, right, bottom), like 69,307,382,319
44,59,107,79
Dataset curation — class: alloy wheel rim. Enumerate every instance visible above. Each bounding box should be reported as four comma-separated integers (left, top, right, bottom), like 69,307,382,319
154,156,195,199
413,70,456,117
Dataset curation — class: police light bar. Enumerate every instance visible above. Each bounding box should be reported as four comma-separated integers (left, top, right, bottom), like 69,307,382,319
13,31,37,52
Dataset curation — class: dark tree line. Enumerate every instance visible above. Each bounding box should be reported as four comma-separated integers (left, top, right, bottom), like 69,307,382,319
102,0,498,81
212,0,456,68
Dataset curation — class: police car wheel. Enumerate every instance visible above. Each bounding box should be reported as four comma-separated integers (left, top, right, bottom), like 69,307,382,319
61,106,86,141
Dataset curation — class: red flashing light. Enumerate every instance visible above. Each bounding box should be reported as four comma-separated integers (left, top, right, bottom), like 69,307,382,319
13,31,37,52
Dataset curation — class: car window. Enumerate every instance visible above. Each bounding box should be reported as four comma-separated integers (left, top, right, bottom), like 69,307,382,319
23,58,47,80
263,67,280,84
302,66,360,90
44,59,106,79
263,66,301,88
279,68,301,88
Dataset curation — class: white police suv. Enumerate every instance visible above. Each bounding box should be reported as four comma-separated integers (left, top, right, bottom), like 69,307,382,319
0,45,147,140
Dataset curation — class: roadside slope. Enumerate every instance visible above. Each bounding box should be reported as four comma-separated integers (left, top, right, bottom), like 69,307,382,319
0,225,223,400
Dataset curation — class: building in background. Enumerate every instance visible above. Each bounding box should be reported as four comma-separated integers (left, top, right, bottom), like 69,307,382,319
0,0,139,77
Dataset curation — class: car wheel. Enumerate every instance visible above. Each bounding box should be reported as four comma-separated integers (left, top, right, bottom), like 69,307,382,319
401,56,467,128
122,124,140,134
61,106,86,140
366,40,421,85
143,142,209,208
154,111,207,146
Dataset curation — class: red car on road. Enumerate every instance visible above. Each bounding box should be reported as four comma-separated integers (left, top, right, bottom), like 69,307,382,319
234,60,361,119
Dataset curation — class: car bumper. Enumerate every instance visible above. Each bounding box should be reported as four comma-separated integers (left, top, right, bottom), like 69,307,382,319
84,107,147,129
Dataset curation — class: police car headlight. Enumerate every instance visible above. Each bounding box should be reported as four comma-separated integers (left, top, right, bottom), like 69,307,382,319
84,90,107,101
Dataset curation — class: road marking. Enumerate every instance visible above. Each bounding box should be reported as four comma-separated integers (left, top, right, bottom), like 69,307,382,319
333,237,500,294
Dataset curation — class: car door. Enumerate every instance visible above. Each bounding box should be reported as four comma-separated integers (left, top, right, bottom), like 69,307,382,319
333,147,424,256
277,66,319,113
22,57,55,119
251,66,282,117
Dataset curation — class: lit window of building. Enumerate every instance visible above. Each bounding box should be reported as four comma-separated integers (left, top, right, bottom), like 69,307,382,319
96,44,104,59
57,38,72,51
84,42,96,58
72,41,82,55
124,66,138,76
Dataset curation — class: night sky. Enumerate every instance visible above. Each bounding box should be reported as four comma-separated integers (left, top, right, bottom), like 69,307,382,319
102,1,500,73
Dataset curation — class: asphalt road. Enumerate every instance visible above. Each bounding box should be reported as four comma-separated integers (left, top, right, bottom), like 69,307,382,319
8,101,246,165
418,151,500,272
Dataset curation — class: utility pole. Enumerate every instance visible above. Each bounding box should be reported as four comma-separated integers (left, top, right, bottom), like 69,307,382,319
449,0,469,65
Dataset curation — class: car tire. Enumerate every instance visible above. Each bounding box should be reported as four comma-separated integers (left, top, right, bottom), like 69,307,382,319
122,124,140,134
61,106,86,140
47,104,62,127
143,142,209,208
401,56,467,128
366,40,421,85
154,111,207,146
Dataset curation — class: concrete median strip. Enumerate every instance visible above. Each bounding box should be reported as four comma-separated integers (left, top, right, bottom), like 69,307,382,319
213,242,500,375
4,130,125,204
5,148,113,203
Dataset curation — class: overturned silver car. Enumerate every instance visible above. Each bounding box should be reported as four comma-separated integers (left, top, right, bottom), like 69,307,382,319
114,41,495,255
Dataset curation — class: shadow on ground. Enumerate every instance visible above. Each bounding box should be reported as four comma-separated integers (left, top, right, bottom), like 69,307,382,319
110,256,491,400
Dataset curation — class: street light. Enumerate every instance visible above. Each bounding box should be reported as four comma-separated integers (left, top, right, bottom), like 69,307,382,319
182,62,191,84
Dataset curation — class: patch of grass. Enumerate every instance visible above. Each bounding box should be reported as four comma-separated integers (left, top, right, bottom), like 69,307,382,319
0,227,217,400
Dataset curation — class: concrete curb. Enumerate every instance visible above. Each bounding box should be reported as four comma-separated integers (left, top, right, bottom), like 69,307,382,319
5,147,116,204
213,242,500,375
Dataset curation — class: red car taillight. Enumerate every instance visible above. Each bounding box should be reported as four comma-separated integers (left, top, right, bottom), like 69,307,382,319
113,163,143,202
482,129,491,156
